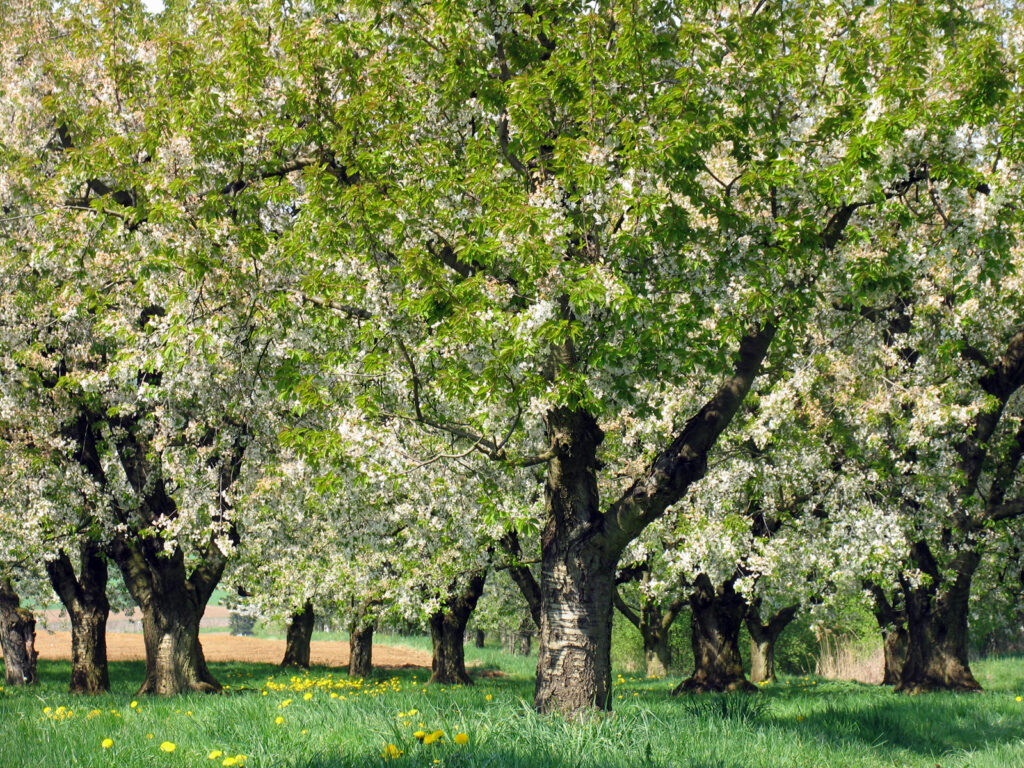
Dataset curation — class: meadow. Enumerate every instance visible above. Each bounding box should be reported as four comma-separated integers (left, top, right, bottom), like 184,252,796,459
2,640,1023,768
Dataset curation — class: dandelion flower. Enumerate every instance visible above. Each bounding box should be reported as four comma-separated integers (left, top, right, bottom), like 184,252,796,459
160,741,177,753
454,733,469,745
1016,696,1022,702
101,738,114,749
413,730,426,741
222,758,238,767
208,750,223,760
484,694,493,702
381,743,403,760
275,716,285,725
423,730,444,745
130,701,138,709
303,692,313,701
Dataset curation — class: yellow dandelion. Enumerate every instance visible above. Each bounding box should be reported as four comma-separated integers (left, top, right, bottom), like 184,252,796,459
381,743,403,760
1017,696,1022,702
413,730,427,741
146,733,155,739
275,716,285,725
454,732,469,745
222,758,238,767
130,700,138,709
160,741,177,753
208,750,223,760
101,738,114,749
423,730,444,745
303,692,313,701
406,708,418,716
484,694,493,702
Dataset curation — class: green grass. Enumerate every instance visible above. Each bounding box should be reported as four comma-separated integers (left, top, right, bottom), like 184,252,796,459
2,652,1024,768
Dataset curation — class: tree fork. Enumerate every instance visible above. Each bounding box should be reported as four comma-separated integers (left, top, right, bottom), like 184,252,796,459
745,603,798,685
428,568,488,685
45,543,110,694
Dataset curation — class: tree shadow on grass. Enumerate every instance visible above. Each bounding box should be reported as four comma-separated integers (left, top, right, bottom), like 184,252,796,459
671,680,1024,759
292,749,745,768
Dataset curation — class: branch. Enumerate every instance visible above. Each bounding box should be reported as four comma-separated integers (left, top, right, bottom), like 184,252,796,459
498,530,541,627
612,588,641,629
988,497,1024,524
606,322,776,551
289,289,372,321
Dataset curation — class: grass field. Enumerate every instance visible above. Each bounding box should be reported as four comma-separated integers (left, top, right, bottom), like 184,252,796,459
2,641,1023,768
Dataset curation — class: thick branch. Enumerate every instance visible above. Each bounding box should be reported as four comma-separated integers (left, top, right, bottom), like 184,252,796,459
606,322,776,551
988,497,1024,523
498,531,542,627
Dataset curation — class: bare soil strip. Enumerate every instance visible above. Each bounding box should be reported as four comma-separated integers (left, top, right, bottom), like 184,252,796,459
34,631,434,669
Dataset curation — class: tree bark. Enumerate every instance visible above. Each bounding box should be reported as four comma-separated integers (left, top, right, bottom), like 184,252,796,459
896,545,982,693
0,579,38,686
281,601,315,669
533,407,618,713
746,604,798,685
673,575,754,693
882,624,909,686
112,537,222,695
474,629,485,648
867,583,907,686
348,621,374,678
429,568,488,685
45,542,110,694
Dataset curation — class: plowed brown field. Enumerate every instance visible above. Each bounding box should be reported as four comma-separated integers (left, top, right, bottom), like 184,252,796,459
34,631,433,669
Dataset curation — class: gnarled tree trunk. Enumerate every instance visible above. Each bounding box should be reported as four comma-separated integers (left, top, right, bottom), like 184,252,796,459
896,545,981,693
45,542,110,694
281,601,315,669
0,579,37,686
429,568,487,685
113,537,222,695
746,603,798,685
348,617,374,678
673,574,754,693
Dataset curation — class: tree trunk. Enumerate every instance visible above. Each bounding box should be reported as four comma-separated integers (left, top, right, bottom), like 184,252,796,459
534,407,618,714
113,539,221,695
348,621,374,678
474,629,485,648
45,542,110,694
614,586,683,679
746,604,798,685
867,582,908,687
429,568,487,685
0,579,38,686
281,601,315,669
896,546,982,693
673,574,754,693
511,617,533,656
644,632,671,678
881,624,909,686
